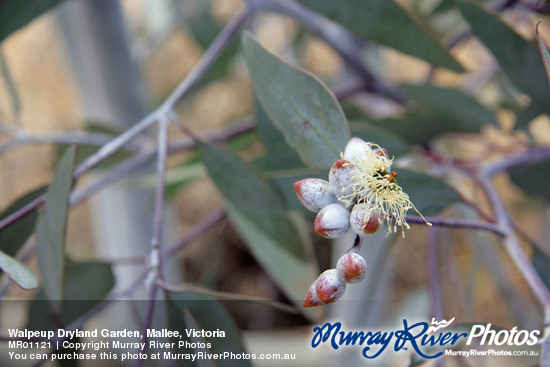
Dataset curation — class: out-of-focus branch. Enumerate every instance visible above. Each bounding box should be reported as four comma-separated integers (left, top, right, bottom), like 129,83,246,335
0,131,122,154
427,227,444,367
136,116,169,367
428,227,444,320
485,145,550,176
478,173,550,313
250,0,406,104
0,5,252,234
70,118,255,207
156,279,297,314
406,215,505,236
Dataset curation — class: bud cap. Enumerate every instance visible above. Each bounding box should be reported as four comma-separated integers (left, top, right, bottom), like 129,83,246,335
314,203,351,239
337,253,367,283
315,269,346,304
294,178,337,213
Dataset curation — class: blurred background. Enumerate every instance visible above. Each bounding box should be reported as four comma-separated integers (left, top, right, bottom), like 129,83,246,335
1,0,550,366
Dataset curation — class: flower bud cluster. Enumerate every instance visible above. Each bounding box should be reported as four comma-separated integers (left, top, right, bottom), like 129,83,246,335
303,251,367,307
294,137,384,240
295,137,431,307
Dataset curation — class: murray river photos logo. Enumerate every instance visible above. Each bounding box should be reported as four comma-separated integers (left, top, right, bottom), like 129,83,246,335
310,318,540,359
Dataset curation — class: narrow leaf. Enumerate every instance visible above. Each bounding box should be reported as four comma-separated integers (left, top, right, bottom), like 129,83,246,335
0,0,66,43
201,143,306,259
458,2,550,107
536,21,550,88
27,261,114,331
35,145,76,313
226,203,319,314
242,33,350,170
403,84,497,131
169,293,252,367
0,185,47,257
0,250,37,289
299,0,463,71
166,300,198,367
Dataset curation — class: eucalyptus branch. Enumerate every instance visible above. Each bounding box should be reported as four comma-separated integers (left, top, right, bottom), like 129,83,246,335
485,145,550,176
0,5,252,234
0,131,122,154
478,173,550,314
251,0,405,104
406,215,505,236
428,227,444,321
96,208,226,265
71,118,255,207
148,116,169,279
156,278,298,314
27,270,150,367
164,208,226,258
135,115,169,367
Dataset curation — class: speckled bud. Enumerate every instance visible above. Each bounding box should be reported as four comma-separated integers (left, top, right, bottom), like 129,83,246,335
343,137,370,161
336,253,367,284
328,159,355,198
315,269,346,304
350,203,381,236
294,178,338,213
314,204,350,239
303,281,324,307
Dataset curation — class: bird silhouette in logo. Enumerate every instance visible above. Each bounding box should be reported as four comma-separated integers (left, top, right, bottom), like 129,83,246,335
426,317,456,333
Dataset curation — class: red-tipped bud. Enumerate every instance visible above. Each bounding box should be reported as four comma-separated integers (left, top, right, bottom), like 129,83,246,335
315,269,346,304
328,159,355,198
350,203,381,236
314,204,350,239
343,137,370,161
303,281,324,307
294,178,337,212
373,147,388,158
336,253,367,284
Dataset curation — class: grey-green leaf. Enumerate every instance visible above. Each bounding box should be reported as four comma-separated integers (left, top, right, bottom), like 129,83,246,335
0,0,66,43
256,100,304,171
170,292,252,367
0,185,47,257
200,143,305,259
403,84,497,131
396,168,462,216
0,250,37,289
226,203,319,314
536,21,550,88
242,33,350,170
510,163,550,201
458,2,550,107
35,145,76,313
299,0,462,71
27,261,114,332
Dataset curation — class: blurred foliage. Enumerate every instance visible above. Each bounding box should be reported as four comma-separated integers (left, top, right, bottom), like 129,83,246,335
299,0,462,71
27,261,114,330
0,0,66,43
35,145,76,313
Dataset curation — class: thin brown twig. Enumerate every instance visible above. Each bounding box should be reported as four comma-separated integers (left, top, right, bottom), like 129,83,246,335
156,278,298,314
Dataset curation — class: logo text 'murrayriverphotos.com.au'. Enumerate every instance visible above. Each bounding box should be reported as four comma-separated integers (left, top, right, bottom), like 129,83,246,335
310,318,540,359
